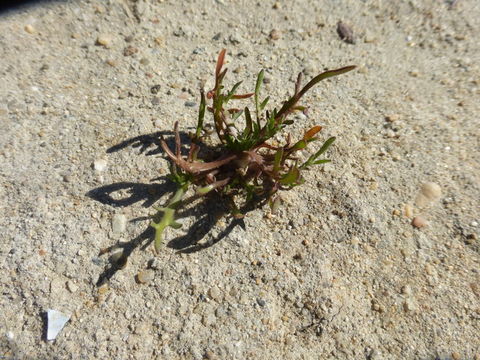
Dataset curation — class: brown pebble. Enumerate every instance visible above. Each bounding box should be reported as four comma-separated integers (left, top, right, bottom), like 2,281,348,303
412,216,427,228
337,21,355,44
465,233,477,244
269,29,281,40
136,270,155,284
405,204,414,218
204,350,215,360
105,59,117,67
123,45,138,56
24,24,36,34
452,352,461,360
385,114,400,122
98,285,109,295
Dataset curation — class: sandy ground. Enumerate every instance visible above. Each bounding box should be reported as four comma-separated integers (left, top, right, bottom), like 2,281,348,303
0,0,479,359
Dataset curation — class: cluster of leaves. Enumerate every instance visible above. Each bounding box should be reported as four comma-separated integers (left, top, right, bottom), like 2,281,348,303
151,49,355,252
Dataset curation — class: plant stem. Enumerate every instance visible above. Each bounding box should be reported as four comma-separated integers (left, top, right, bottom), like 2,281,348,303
150,183,189,252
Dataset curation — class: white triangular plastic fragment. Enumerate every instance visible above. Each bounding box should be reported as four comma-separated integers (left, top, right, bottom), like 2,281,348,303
47,309,70,341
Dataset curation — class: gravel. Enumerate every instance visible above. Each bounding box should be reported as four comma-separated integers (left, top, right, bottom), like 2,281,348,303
0,0,479,359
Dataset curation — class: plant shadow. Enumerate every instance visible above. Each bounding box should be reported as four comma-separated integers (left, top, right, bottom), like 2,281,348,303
87,130,250,286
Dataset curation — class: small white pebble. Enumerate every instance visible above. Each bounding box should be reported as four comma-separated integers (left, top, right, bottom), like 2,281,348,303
112,214,127,234
96,33,113,48
137,270,155,284
403,298,417,312
421,182,442,200
401,285,412,295
93,159,107,172
415,182,441,207
66,280,78,293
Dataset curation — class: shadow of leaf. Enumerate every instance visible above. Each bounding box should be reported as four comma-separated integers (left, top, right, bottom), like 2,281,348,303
89,129,250,285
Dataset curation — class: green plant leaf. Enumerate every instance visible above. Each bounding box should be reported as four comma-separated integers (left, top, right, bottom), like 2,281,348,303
273,148,284,175
195,90,206,139
225,81,243,103
280,166,300,185
259,96,269,111
313,159,331,165
301,136,336,168
243,106,253,137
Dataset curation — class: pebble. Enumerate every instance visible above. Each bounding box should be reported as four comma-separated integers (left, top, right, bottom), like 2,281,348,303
294,113,307,121
140,57,150,65
24,24,36,34
229,34,243,45
337,21,355,44
66,280,78,293
404,204,414,218
150,84,161,94
109,248,125,265
364,31,377,43
409,70,420,77
149,257,162,270
96,34,113,48
93,158,107,172
136,270,155,284
123,46,138,56
47,309,70,341
385,114,399,122
403,298,417,312
112,214,127,233
269,29,281,40
185,101,196,107
412,216,427,228
208,287,222,301
401,285,412,295
416,182,442,207
452,352,461,360
202,312,216,327
257,298,266,307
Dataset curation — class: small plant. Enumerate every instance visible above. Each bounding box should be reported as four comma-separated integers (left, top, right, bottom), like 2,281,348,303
151,49,355,252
